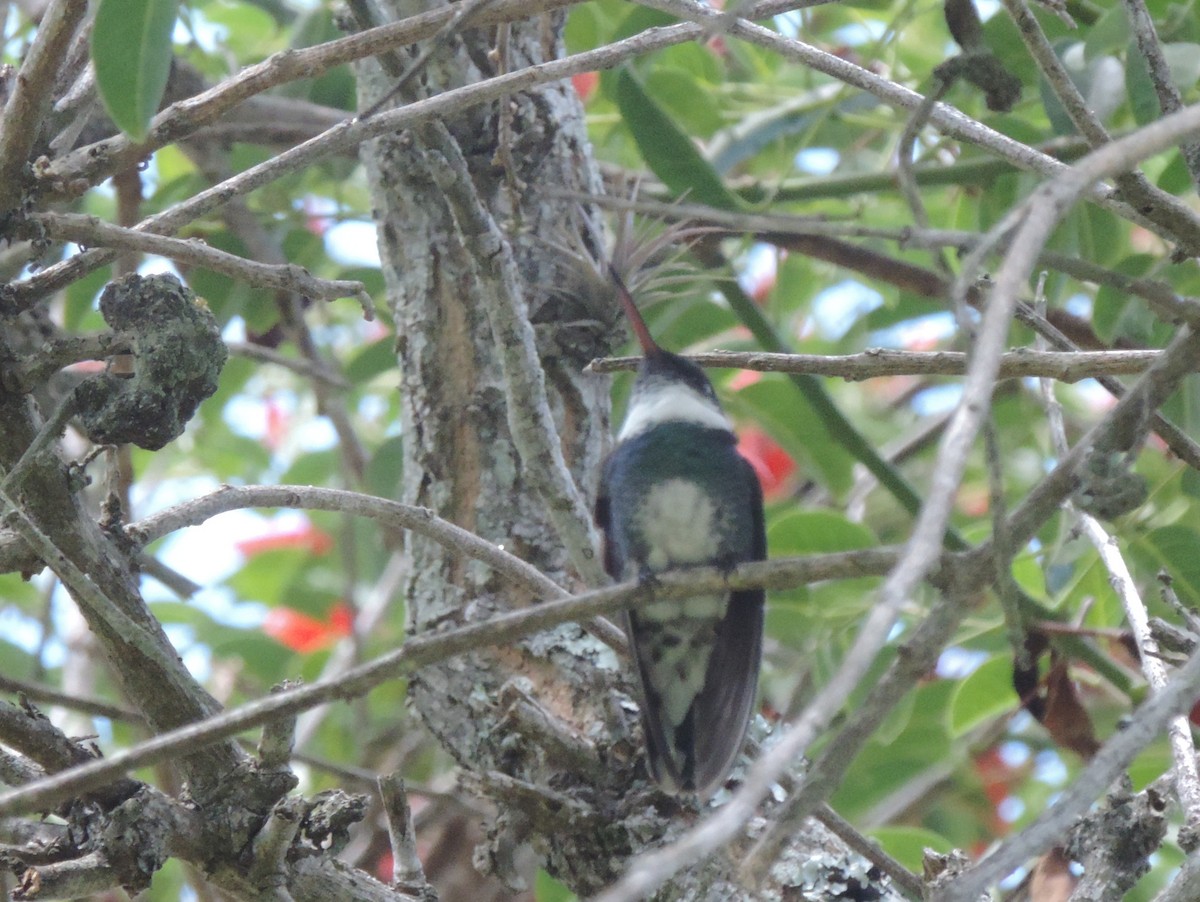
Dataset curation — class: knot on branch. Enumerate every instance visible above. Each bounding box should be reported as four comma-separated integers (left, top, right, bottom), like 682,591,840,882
1073,448,1148,520
294,790,368,859
940,0,1021,112
100,788,173,894
75,273,225,450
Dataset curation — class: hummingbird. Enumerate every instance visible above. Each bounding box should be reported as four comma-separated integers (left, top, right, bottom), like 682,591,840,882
595,272,766,797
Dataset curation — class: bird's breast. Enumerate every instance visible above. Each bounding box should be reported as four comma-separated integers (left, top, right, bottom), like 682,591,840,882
634,477,721,570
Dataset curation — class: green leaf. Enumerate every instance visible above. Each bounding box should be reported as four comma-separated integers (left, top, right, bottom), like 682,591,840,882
1135,524,1200,604
1083,5,1128,60
948,655,1019,736
870,826,954,872
201,1,279,60
1157,150,1193,194
643,69,722,137
726,379,854,495
766,510,874,555
1093,254,1157,344
92,0,180,141
1126,41,1160,126
1182,467,1200,499
346,338,396,384
1162,43,1200,90
366,436,405,499
535,869,578,902
613,67,741,210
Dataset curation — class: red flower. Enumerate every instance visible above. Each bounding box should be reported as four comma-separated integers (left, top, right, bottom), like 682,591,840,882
729,369,762,391
236,524,334,557
264,602,353,653
737,427,797,500
572,71,598,102
264,396,289,451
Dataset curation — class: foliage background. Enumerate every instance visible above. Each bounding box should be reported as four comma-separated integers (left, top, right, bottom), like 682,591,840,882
2,0,1200,898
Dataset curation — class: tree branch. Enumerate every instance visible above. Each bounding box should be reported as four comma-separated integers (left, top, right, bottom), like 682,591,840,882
591,347,1170,382
0,0,88,216
0,546,896,818
23,212,373,312
936,643,1200,899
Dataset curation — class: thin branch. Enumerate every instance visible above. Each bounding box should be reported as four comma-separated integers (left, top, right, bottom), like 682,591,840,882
1001,0,1190,225
0,0,88,215
182,139,375,483
25,212,373,312
1078,518,1200,828
378,775,429,893
7,482,631,652
1122,0,1200,186
935,643,1200,899
40,0,591,187
1154,844,1200,902
627,0,1200,251
0,483,187,687
7,0,1183,310
6,8,712,308
227,341,352,389
590,347,1169,382
924,100,1200,902
127,484,569,608
969,119,1200,558
0,675,141,724
984,416,1028,671
895,73,953,275
0,547,897,817
358,0,502,118
1037,348,1200,841
733,32,1039,868
564,192,1200,331
814,803,924,900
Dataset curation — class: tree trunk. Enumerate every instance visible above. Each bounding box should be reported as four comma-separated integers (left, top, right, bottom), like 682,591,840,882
355,2,898,897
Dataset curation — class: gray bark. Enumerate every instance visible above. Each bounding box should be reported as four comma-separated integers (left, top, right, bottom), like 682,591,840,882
355,2,899,897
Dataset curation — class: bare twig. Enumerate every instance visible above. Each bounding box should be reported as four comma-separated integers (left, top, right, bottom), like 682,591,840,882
246,796,305,891
590,347,1169,382
927,99,1200,902
1000,0,1196,251
934,643,1200,899
983,417,1028,670
626,0,1200,251
358,0,501,118
0,0,87,214
1037,342,1200,842
226,342,352,389
895,75,953,275
378,774,430,893
128,484,568,611
0,674,140,724
1122,0,1200,185
8,0,1186,311
814,803,924,900
0,547,897,817
39,0,586,187
26,212,373,311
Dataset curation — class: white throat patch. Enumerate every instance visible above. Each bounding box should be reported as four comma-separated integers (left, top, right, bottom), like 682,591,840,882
617,382,732,441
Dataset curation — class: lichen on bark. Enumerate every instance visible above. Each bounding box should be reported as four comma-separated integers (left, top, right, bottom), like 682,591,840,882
74,272,225,450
